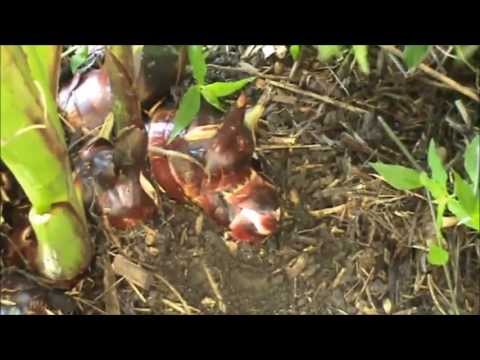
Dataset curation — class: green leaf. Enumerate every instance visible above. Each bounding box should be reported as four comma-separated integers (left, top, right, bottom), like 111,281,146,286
1,46,72,213
203,77,255,98
447,198,470,222
201,86,225,112
468,207,480,231
70,46,89,73
22,45,64,139
447,198,479,231
464,134,480,194
420,172,447,200
454,45,480,73
455,45,480,60
454,171,476,214
427,244,449,266
371,162,422,190
290,45,301,61
169,85,201,140
188,45,207,85
317,45,343,62
428,139,447,187
352,45,369,74
403,45,431,69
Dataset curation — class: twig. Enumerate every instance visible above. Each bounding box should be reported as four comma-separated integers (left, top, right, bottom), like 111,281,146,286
148,146,206,173
442,265,459,314
454,99,472,127
427,274,447,315
257,144,330,151
93,276,125,303
380,45,480,102
354,267,375,303
310,204,347,218
154,274,192,315
207,63,289,80
202,262,226,313
376,116,423,171
289,60,301,80
328,67,350,96
74,297,107,315
266,79,369,115
162,299,201,314
125,278,148,304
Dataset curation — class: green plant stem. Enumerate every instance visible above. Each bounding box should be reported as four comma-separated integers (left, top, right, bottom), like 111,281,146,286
105,46,143,132
376,115,459,314
1,46,92,282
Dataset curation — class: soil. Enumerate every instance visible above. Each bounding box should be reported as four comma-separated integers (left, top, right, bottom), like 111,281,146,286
1,45,479,315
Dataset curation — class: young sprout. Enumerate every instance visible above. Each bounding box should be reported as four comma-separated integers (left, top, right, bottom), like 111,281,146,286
148,94,279,244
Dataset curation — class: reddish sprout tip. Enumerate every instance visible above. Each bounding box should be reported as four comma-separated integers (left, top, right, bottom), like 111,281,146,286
147,95,279,244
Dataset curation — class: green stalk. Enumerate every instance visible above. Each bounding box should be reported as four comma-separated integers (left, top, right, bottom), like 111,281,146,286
104,46,147,168
0,45,92,282
104,46,143,132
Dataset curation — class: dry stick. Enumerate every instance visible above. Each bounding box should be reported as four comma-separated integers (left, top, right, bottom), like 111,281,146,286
162,299,201,314
427,274,448,315
376,115,460,315
74,297,107,315
380,45,480,103
149,146,206,173
93,276,125,303
202,262,226,313
207,63,290,80
266,79,369,115
257,144,330,151
377,116,422,172
125,279,148,304
153,274,192,315
210,64,368,116
162,299,189,314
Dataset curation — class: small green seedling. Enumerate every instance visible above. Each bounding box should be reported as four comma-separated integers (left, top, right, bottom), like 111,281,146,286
70,46,90,73
402,45,480,71
316,45,370,74
170,45,255,140
371,135,480,266
290,45,301,61
403,45,431,69
447,135,480,230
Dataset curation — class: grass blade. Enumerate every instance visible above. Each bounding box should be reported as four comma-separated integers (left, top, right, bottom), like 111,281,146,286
170,85,202,140
464,134,479,193
203,77,255,98
290,45,301,61
371,162,422,190
188,45,207,85
427,139,447,189
352,45,370,74
403,45,431,69
317,45,343,62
